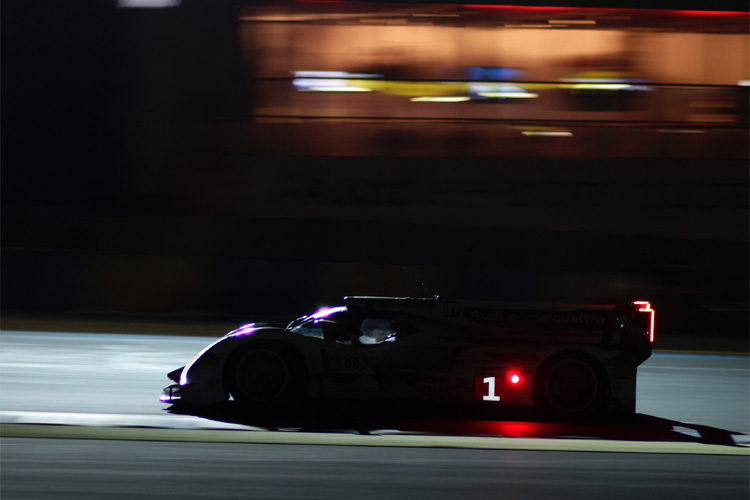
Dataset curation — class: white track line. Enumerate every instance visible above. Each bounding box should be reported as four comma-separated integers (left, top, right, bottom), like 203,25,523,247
0,411,253,430
1,411,747,455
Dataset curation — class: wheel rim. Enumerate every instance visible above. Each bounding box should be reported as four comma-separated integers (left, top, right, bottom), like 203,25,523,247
235,349,290,402
544,359,599,413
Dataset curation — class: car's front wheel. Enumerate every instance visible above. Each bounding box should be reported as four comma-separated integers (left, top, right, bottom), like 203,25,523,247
225,345,303,416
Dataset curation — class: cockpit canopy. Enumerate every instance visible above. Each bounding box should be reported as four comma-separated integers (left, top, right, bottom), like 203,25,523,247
286,305,416,345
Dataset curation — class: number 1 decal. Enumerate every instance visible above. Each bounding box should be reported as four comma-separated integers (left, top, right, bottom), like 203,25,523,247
482,376,501,401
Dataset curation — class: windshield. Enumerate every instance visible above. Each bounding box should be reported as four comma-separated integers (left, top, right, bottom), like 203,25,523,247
286,306,347,339
287,306,416,345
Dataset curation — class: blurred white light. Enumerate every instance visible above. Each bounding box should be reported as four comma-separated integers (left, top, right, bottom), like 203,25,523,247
471,83,538,99
293,71,380,79
568,83,632,90
478,91,538,98
411,96,471,102
294,78,373,93
306,86,373,92
293,71,380,93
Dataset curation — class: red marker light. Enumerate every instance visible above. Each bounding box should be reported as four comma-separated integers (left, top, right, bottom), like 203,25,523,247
509,373,521,384
634,301,655,343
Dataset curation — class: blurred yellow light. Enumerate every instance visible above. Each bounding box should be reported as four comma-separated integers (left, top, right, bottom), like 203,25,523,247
381,81,467,97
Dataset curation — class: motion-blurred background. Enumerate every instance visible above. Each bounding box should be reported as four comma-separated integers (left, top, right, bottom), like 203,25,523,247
2,0,747,347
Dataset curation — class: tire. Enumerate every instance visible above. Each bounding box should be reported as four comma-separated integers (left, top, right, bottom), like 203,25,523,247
533,353,609,420
225,345,303,415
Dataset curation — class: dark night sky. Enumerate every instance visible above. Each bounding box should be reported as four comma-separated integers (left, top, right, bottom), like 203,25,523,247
2,1,117,212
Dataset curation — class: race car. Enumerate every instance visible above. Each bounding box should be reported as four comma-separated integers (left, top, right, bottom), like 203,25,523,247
161,296,654,420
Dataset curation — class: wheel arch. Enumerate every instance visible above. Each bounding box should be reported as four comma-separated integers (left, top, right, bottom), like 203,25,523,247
222,338,310,389
532,348,612,419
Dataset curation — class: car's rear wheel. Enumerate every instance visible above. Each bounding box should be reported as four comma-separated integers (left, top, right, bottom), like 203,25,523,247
225,345,303,415
534,353,609,420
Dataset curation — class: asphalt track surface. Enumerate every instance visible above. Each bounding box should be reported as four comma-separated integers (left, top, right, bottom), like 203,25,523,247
1,329,748,499
3,438,748,500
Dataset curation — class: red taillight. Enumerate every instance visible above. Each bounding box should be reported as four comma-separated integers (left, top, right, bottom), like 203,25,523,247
507,370,523,385
633,301,655,342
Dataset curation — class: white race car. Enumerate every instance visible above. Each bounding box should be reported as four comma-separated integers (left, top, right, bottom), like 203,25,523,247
161,296,654,420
